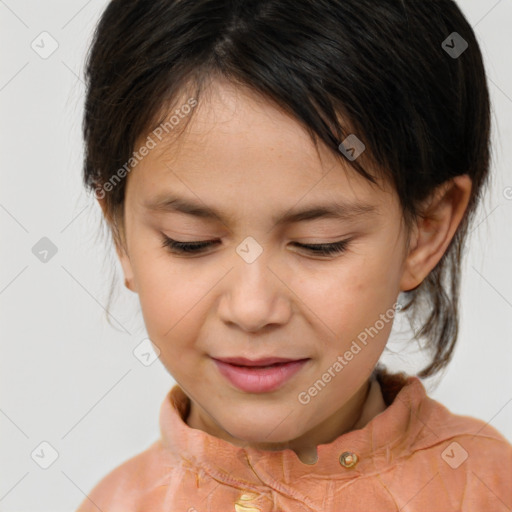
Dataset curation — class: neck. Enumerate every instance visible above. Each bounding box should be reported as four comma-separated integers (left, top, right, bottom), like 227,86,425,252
186,378,378,465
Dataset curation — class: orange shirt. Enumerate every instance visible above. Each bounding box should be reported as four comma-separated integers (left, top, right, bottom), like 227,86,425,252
76,370,512,511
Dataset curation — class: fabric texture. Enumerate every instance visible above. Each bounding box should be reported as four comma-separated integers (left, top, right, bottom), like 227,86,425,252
76,368,512,511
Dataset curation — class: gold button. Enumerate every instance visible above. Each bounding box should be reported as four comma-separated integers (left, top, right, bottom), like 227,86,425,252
234,492,261,512
339,451,359,468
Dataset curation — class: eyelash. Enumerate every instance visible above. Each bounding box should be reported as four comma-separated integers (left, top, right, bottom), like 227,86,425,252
160,236,350,257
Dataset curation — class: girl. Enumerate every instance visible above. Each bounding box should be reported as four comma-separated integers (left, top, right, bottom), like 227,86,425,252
77,0,512,510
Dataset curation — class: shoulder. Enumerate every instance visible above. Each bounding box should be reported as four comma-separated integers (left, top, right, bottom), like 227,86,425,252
384,371,512,458
379,371,512,508
75,440,173,512
435,415,512,508
411,385,512,508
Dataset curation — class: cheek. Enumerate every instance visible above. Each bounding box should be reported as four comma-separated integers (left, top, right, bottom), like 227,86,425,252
130,247,202,345
295,253,400,354
299,260,388,319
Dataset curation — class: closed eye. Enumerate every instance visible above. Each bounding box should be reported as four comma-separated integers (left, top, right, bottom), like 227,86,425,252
161,236,351,257
292,240,350,256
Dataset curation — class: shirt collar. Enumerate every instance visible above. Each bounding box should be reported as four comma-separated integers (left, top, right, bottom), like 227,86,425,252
158,367,433,486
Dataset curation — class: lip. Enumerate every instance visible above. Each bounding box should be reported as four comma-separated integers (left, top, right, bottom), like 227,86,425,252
212,357,310,393
214,356,304,367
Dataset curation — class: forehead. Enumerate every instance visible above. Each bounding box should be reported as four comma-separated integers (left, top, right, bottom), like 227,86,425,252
126,80,394,224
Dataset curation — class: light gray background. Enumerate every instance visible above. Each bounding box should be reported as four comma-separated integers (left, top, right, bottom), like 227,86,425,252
1,1,511,510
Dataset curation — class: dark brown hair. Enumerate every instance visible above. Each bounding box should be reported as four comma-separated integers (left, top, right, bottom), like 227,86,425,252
82,0,491,378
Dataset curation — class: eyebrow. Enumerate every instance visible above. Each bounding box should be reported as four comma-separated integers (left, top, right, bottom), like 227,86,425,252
143,193,379,226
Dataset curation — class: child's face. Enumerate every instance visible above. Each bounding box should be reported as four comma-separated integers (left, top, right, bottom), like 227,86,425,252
114,80,411,452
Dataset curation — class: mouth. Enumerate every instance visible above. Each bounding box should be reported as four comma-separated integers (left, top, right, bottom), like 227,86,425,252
213,356,307,367
212,356,310,393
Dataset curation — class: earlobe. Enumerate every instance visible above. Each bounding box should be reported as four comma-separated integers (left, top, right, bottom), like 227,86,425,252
96,195,137,293
400,174,472,292
114,230,137,293
118,246,136,293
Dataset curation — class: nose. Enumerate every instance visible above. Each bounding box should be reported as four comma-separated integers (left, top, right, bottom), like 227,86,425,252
217,253,292,333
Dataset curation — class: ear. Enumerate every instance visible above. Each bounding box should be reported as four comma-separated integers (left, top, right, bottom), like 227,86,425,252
96,196,137,293
400,174,472,292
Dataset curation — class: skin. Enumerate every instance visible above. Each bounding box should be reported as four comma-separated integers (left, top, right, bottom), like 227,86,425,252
98,78,472,464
